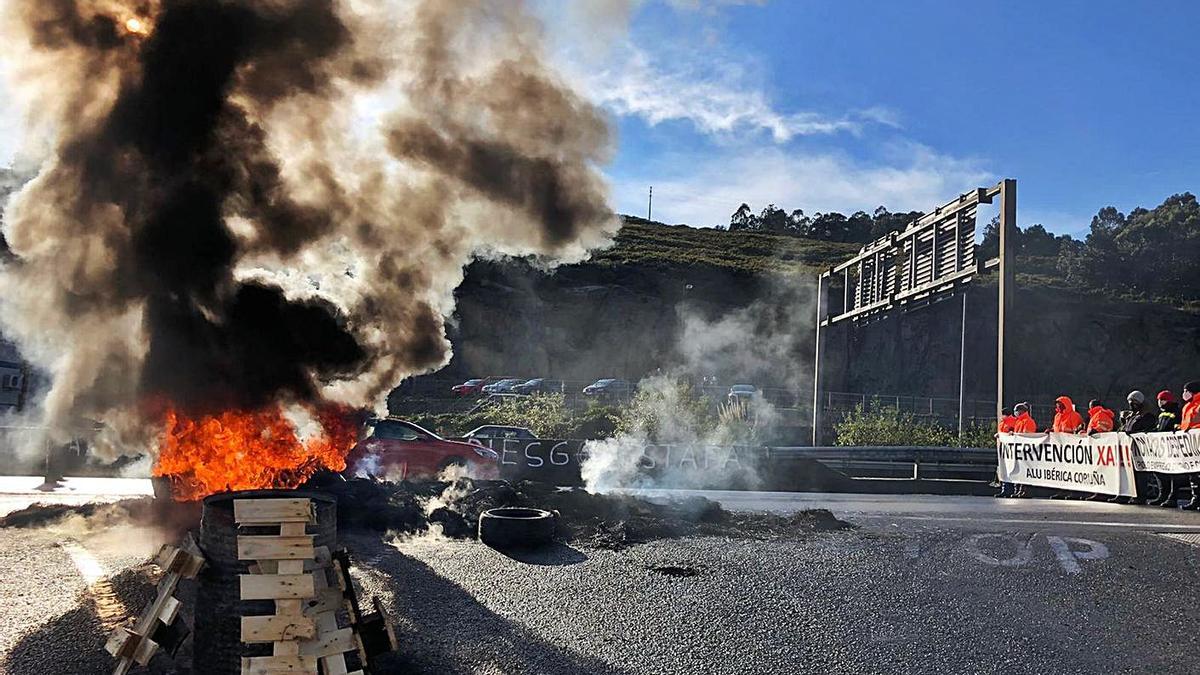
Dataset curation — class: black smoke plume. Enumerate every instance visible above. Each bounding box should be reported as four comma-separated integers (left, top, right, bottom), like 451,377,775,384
0,0,617,449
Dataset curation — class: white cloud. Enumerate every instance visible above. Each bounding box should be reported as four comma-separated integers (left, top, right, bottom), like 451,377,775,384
615,142,992,227
581,46,872,142
664,0,767,13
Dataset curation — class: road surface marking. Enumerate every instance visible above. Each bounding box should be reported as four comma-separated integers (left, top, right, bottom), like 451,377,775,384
60,540,128,629
965,533,1035,567
1046,536,1109,574
871,514,1200,531
1156,532,1200,547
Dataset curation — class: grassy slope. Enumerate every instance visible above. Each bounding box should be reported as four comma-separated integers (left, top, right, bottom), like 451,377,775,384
591,217,860,276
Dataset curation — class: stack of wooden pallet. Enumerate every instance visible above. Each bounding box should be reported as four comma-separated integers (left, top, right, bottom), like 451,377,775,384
105,535,205,675
237,496,327,674
237,496,396,675
103,494,398,674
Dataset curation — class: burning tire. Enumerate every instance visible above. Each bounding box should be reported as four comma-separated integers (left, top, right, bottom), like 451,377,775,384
478,507,556,549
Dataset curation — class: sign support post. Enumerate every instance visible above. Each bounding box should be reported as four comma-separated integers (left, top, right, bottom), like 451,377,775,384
997,178,1016,420
812,271,829,446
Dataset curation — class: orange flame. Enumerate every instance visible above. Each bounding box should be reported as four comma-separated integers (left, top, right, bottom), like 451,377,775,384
153,403,359,501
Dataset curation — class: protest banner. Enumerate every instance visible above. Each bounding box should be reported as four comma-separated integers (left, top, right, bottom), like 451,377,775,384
1129,431,1200,473
997,432,1136,496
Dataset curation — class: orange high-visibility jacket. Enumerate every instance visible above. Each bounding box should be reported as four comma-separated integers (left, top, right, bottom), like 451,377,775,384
1052,396,1084,433
1182,400,1200,431
1012,412,1037,433
1087,406,1115,433
998,415,1017,433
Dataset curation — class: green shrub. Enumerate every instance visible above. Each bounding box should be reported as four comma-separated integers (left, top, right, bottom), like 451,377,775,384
834,404,966,447
958,423,998,449
612,378,714,441
569,402,620,439
408,395,618,440
714,398,767,445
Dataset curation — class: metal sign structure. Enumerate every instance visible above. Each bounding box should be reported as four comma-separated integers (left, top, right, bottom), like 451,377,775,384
812,179,1016,444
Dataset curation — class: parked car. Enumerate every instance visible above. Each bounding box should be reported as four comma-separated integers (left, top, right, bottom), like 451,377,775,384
462,425,539,446
482,378,523,394
451,378,485,397
344,418,498,479
727,384,759,404
511,378,562,395
582,378,631,400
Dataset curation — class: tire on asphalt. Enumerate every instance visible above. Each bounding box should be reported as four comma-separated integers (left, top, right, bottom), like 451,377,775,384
478,507,556,549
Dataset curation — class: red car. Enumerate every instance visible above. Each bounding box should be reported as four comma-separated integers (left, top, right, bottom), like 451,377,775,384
344,418,499,480
451,378,485,397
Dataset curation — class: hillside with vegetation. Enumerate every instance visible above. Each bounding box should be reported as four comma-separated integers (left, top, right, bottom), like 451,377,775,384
718,191,1200,309
591,216,859,276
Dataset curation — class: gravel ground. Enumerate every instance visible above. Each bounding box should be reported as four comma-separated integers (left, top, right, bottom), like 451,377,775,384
349,523,1200,675
3,497,1200,674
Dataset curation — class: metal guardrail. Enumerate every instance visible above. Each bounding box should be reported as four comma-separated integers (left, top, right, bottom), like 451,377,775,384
768,445,996,480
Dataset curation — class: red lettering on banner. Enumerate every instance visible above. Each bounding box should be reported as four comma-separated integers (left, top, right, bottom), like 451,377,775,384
1097,446,1114,466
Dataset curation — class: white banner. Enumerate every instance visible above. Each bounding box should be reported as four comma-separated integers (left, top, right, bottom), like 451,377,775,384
1129,431,1200,473
997,432,1136,496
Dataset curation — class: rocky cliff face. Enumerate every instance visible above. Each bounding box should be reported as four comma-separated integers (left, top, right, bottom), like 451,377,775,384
437,258,1200,411
444,259,782,385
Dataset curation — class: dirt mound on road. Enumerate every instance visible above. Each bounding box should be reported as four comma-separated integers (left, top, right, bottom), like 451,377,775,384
304,475,853,549
0,497,200,537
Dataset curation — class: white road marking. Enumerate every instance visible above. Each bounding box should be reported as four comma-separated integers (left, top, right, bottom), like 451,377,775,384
1046,536,1109,574
965,533,1035,567
872,514,1200,532
60,540,129,628
61,540,108,585
1157,532,1200,547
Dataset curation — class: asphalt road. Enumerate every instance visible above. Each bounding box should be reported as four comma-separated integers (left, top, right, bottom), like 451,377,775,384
2,478,1200,674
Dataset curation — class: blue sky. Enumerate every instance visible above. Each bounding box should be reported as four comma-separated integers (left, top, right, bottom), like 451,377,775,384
2,0,1197,238
548,0,1200,237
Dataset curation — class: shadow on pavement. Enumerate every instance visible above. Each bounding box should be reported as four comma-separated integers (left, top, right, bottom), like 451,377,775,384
491,541,588,566
350,537,626,674
5,537,616,675
2,567,180,675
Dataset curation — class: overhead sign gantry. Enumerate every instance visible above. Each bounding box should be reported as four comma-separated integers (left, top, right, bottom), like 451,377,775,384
811,179,1016,444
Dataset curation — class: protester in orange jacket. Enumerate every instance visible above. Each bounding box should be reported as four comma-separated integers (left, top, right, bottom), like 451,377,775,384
998,407,1017,433
1011,402,1036,433
1085,399,1115,434
995,406,1022,498
1051,396,1084,433
1078,399,1116,501
999,403,1037,498
1180,382,1200,510
1182,381,1200,431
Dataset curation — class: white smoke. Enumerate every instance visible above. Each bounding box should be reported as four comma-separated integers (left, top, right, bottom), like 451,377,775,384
580,374,765,491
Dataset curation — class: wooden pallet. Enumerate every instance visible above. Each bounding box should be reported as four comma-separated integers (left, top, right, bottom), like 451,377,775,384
330,549,399,672
235,497,397,675
105,534,205,675
237,498,320,675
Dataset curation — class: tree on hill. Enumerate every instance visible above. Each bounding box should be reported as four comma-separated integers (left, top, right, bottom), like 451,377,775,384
729,203,756,231
979,217,1077,259
730,202,923,243
1061,193,1200,301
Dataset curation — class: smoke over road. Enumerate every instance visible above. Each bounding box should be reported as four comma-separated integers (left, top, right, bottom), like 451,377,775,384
0,0,616,453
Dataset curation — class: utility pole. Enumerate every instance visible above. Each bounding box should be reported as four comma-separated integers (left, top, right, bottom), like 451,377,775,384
647,186,653,222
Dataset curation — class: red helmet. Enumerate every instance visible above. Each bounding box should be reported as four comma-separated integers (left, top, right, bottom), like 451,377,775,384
1158,389,1176,403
